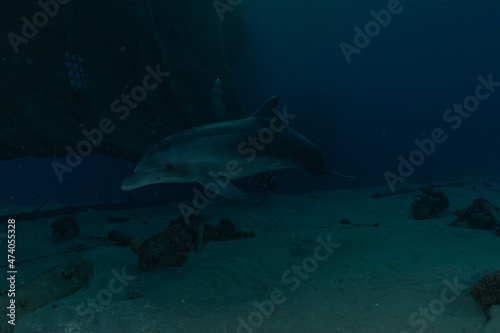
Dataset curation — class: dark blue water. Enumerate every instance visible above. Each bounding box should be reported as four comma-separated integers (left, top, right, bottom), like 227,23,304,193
2,0,500,206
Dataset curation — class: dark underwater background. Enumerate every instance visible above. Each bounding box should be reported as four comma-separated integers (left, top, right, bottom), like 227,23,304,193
1,0,499,206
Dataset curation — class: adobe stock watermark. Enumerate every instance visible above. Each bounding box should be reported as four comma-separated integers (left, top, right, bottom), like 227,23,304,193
7,0,71,54
177,106,297,223
400,277,467,333
339,0,403,64
236,235,340,333
384,73,500,192
64,267,136,333
213,0,243,22
51,64,169,183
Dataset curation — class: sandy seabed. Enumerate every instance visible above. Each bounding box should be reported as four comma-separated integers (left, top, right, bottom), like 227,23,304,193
2,180,499,333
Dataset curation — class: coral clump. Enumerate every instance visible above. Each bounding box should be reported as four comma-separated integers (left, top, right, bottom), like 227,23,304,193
169,215,255,243
205,218,255,241
137,225,193,271
129,238,145,254
451,198,500,231
135,215,255,270
411,187,449,220
470,270,500,310
107,230,132,246
51,216,80,243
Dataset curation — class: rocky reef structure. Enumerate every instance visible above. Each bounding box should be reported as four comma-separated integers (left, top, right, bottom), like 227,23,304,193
51,216,80,244
133,215,254,271
411,187,449,219
136,225,193,271
471,271,500,310
470,271,500,332
451,198,500,232
107,229,132,246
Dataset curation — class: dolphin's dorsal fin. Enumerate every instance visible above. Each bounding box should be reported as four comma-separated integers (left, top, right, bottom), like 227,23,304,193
251,95,280,118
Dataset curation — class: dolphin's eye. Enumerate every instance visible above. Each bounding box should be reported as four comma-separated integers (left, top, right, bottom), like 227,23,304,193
165,163,174,171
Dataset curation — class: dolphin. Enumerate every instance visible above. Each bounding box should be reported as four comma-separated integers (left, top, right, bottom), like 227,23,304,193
121,96,352,199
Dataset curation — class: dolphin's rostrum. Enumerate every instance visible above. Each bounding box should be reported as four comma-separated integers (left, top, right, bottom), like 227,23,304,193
121,96,352,199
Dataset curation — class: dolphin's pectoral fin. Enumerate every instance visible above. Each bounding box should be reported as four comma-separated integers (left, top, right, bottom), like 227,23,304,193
198,178,249,200
325,169,355,179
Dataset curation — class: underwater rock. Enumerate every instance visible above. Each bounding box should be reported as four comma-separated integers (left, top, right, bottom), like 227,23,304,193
108,230,132,246
168,214,205,242
470,271,500,311
338,218,365,228
340,218,351,225
137,225,193,271
411,187,449,220
51,216,80,244
126,286,144,300
205,218,255,242
169,215,255,244
0,257,92,333
130,238,145,254
135,215,255,270
250,171,276,194
451,198,500,231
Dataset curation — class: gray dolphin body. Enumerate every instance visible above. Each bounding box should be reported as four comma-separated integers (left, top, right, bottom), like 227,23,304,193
121,96,351,199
